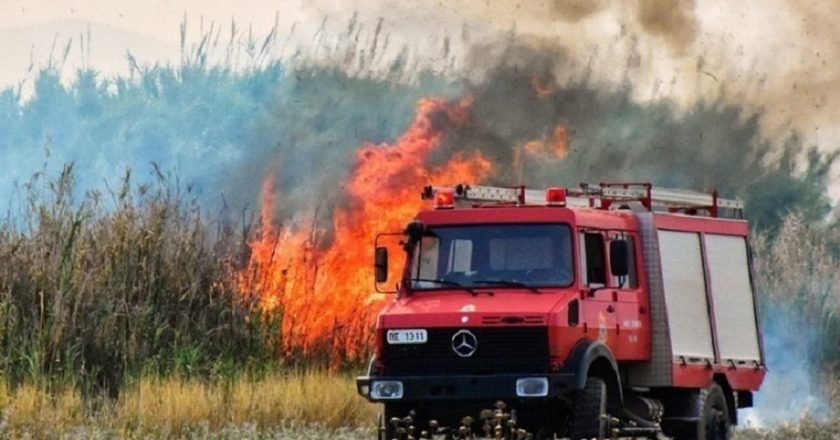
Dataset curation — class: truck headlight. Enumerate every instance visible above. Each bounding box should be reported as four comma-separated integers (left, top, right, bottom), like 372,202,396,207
370,381,404,400
516,377,549,397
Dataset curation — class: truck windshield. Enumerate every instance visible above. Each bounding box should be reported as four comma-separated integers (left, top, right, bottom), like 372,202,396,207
410,224,573,290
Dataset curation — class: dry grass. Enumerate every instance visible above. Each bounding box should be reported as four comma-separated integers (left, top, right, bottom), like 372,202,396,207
0,371,834,440
0,371,376,438
733,414,840,440
738,214,839,434
753,214,840,334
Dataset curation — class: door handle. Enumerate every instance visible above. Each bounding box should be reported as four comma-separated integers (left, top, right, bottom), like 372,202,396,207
606,305,615,313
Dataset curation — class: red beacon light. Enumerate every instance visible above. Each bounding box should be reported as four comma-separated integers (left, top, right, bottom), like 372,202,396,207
546,187,567,206
434,189,455,209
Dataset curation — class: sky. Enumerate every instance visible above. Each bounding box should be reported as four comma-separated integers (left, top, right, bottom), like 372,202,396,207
0,1,295,41
0,1,489,89
0,1,306,86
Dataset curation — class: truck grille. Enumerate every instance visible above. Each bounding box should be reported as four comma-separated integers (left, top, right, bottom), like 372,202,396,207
382,327,549,376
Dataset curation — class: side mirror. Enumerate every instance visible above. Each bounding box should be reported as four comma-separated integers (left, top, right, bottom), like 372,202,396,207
609,240,629,277
405,220,425,244
375,246,389,283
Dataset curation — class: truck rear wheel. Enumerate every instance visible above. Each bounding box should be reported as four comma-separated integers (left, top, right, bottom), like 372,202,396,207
569,377,608,440
698,383,730,440
672,383,730,440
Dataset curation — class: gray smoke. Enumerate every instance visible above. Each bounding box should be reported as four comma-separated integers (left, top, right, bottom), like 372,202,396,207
434,42,833,231
742,301,831,427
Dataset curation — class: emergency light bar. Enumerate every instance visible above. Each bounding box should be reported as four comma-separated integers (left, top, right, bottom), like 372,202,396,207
434,189,455,209
545,187,567,206
421,183,743,217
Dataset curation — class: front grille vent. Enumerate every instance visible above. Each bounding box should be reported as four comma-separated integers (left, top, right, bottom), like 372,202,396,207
481,315,545,325
382,327,549,376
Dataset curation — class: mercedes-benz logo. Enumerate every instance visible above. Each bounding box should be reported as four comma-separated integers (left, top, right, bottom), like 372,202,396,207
451,329,478,357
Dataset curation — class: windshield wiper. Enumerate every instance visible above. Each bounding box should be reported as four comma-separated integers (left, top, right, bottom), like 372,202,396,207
473,279,541,293
409,278,479,295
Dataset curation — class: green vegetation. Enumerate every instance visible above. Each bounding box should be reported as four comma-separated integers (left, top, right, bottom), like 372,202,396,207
0,22,459,216
0,166,278,397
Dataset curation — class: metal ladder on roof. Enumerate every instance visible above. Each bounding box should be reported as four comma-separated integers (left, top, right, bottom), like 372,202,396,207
422,183,744,218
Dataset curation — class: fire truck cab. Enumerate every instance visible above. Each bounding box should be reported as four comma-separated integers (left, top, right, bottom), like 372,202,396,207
358,183,765,440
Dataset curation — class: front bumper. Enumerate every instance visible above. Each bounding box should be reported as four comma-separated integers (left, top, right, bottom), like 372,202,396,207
357,373,576,402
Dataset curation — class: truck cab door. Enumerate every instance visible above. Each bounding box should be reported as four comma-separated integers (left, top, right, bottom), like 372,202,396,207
607,232,649,361
578,231,618,348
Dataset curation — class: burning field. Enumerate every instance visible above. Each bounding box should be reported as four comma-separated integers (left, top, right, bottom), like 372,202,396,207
239,97,491,365
0,0,838,438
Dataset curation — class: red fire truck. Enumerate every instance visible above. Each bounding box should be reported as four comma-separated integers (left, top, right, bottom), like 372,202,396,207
358,183,765,440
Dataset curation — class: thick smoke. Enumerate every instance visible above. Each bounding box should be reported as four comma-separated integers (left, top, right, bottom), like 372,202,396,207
743,301,831,426
432,41,833,231
359,0,840,194
548,0,698,52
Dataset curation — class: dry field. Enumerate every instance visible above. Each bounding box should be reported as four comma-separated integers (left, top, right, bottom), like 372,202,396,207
0,371,376,438
0,370,832,439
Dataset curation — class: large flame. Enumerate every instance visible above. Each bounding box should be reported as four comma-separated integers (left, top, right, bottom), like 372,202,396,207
240,97,491,364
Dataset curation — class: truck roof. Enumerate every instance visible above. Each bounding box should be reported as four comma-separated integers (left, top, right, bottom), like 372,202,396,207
416,204,748,237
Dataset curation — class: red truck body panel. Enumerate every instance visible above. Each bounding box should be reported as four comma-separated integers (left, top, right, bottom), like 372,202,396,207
380,203,765,392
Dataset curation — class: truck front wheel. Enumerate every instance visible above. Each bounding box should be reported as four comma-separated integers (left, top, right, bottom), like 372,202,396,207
569,376,608,440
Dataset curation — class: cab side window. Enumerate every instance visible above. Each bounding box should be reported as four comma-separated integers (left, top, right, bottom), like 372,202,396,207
579,232,606,286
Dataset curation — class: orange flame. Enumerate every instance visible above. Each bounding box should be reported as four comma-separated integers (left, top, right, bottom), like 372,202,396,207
240,97,491,364
523,124,569,160
514,124,570,183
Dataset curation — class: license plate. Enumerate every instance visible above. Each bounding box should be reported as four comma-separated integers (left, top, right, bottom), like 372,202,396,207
386,329,428,345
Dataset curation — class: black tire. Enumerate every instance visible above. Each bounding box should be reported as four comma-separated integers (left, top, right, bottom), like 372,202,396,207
697,383,730,440
672,383,731,440
569,377,608,440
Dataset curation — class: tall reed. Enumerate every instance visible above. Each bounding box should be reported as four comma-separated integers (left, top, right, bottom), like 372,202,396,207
0,165,278,396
